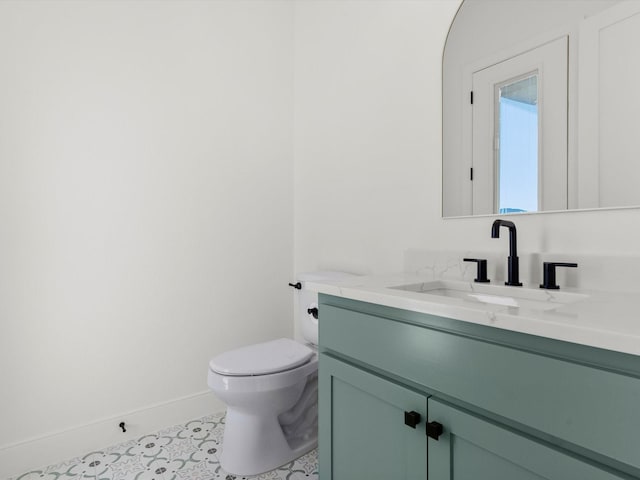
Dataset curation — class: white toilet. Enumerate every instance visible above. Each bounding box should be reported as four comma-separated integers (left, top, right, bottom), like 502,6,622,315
207,271,352,476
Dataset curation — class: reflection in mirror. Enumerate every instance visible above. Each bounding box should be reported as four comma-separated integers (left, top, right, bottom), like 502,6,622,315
497,74,538,214
442,0,640,217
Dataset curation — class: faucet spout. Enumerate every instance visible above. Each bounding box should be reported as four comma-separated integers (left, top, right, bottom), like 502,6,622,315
491,219,522,286
491,219,518,256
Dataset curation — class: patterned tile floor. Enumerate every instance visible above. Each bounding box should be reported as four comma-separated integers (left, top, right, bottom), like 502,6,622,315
8,412,318,480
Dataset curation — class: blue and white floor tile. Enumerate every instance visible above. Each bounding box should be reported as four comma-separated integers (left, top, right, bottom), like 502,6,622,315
7,413,318,480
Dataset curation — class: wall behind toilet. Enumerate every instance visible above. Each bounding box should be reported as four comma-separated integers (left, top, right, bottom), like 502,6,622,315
0,1,293,473
293,0,459,278
293,0,640,294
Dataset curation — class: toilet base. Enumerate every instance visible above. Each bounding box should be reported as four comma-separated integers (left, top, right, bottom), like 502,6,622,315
219,408,317,476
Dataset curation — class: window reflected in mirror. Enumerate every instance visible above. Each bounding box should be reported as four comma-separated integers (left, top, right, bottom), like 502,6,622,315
497,74,538,214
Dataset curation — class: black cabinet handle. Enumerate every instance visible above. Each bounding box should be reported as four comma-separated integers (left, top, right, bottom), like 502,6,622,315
307,307,318,319
463,258,490,283
288,282,302,290
426,421,444,440
540,262,578,290
404,411,421,429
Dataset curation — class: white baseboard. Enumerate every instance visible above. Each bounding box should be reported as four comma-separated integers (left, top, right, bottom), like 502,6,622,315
0,391,225,479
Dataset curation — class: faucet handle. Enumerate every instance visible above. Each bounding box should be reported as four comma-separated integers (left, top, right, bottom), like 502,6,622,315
463,258,490,283
540,262,578,290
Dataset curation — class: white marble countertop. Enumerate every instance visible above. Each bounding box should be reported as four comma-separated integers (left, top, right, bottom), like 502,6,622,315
307,272,640,357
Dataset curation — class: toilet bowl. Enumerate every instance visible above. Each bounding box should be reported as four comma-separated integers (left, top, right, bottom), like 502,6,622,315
207,271,352,476
208,339,318,476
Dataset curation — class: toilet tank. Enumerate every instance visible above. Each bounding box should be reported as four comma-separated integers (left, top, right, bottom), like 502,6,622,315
296,271,355,346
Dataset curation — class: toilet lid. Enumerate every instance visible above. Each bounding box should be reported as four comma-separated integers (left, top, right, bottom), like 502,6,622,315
209,338,314,376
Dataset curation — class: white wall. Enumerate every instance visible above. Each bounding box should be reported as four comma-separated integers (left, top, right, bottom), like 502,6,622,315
0,1,293,474
294,0,459,276
293,0,640,281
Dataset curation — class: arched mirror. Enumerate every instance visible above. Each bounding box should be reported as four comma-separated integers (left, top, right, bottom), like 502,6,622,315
443,0,640,217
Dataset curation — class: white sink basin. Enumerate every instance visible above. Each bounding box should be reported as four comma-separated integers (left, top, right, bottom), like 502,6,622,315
389,280,588,312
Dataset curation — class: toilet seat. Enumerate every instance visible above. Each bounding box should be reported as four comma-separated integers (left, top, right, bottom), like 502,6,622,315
208,353,317,395
209,338,313,376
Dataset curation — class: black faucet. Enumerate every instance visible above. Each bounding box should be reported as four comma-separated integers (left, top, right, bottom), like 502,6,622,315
540,262,578,289
491,219,522,286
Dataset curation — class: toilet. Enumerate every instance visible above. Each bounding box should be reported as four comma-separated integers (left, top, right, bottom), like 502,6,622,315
207,271,352,476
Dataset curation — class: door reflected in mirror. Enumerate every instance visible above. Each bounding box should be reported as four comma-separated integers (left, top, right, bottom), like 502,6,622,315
442,0,640,217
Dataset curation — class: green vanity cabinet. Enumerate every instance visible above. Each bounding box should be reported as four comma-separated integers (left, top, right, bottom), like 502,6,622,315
428,398,623,479
319,354,428,479
318,294,640,479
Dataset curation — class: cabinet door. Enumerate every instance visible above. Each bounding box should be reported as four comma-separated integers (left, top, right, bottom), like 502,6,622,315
428,398,624,480
319,354,427,480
